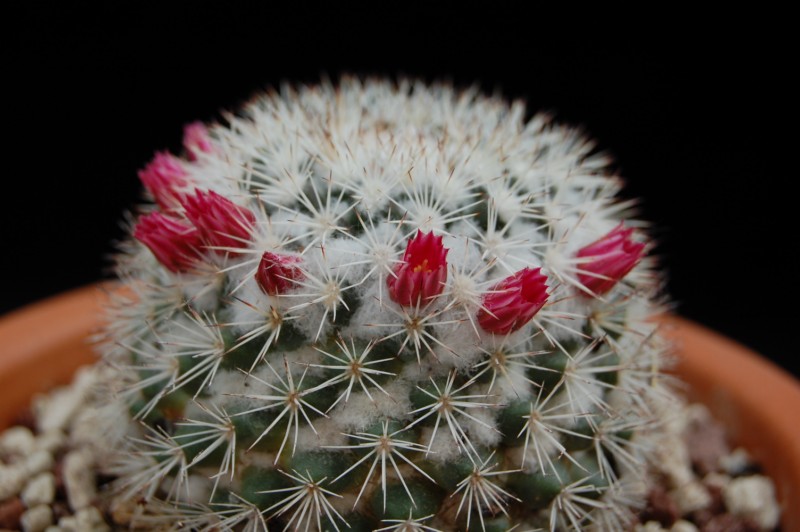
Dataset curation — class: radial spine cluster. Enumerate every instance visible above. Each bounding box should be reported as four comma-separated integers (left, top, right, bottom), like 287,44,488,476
102,78,674,531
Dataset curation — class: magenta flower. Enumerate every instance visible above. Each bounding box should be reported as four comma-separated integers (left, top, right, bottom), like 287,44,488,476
477,268,549,335
182,190,256,253
576,224,646,295
133,213,202,273
256,251,304,295
183,121,215,160
387,230,448,307
138,152,189,211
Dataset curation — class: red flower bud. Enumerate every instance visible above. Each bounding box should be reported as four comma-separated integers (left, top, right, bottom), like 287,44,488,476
182,190,256,253
183,121,214,161
138,152,189,211
576,224,646,295
256,252,304,295
477,268,549,335
133,213,202,273
387,230,448,307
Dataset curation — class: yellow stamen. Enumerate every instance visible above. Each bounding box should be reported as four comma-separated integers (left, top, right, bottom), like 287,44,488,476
413,259,431,273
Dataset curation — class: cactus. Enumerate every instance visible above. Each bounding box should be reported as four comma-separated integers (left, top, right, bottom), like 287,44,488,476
100,78,675,531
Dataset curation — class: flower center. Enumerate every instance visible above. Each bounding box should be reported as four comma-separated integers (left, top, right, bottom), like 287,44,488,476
413,259,432,273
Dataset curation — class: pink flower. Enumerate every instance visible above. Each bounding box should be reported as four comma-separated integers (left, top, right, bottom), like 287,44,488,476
387,230,448,307
183,121,214,160
133,213,202,273
576,224,646,295
182,190,256,253
256,251,304,295
477,268,549,335
138,152,189,211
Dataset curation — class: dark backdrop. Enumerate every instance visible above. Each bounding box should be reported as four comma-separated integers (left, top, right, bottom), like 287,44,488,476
7,5,796,378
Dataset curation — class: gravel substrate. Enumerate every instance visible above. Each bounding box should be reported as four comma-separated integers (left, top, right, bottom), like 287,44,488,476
0,367,112,532
0,365,783,531
636,404,781,531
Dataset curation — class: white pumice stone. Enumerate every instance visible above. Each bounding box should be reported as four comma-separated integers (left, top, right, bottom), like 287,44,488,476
723,475,781,530
720,447,752,475
670,520,699,532
21,472,56,507
67,409,105,449
35,367,95,434
57,515,77,531
34,431,65,454
23,450,54,476
0,464,27,500
670,480,711,514
0,426,36,456
655,434,695,488
72,507,110,532
63,448,96,511
636,521,667,532
20,504,53,532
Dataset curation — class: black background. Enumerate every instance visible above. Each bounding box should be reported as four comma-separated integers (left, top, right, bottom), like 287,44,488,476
7,5,797,377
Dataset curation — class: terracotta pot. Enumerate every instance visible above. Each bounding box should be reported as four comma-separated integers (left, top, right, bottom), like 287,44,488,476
0,284,110,429
1,286,799,528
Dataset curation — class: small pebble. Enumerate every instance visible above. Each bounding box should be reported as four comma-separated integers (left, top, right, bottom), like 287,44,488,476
671,520,699,532
686,412,729,475
63,449,96,511
21,472,56,507
35,431,65,454
67,408,110,451
637,521,667,531
24,450,54,476
701,513,760,532
0,426,36,456
656,435,695,487
702,472,731,490
670,480,711,514
723,475,781,530
57,506,109,532
20,504,53,532
720,447,754,476
702,482,726,516
0,496,25,530
57,515,78,531
35,367,96,434
0,465,26,500
75,507,110,532
641,486,680,528
689,508,716,528
50,502,70,522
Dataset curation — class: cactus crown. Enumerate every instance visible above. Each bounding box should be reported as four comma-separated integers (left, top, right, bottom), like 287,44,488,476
102,78,671,531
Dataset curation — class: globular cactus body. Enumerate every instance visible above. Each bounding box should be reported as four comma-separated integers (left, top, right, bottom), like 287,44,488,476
102,78,672,531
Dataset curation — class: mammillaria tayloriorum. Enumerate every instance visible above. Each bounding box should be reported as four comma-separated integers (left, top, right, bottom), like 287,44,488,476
100,78,674,531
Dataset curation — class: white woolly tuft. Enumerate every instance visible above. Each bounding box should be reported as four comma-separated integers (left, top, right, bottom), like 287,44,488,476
430,323,484,372
421,427,462,464
464,406,502,448
329,381,412,432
